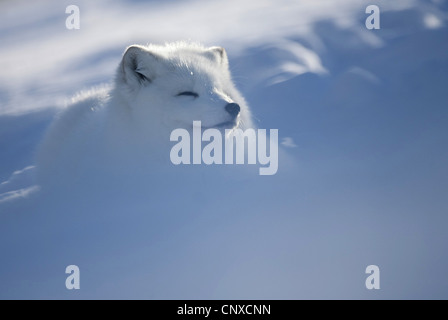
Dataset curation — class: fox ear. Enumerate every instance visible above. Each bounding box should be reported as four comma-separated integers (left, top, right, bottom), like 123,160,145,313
205,46,229,67
120,45,162,88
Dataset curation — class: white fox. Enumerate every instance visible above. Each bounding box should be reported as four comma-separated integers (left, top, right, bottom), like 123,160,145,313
37,42,254,182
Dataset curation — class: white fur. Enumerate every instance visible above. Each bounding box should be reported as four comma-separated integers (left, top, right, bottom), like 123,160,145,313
37,42,253,182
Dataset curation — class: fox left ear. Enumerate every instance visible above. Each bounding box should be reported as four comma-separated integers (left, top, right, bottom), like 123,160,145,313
205,47,229,67
119,45,164,89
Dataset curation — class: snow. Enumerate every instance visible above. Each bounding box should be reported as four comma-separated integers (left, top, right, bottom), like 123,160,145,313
1,0,448,299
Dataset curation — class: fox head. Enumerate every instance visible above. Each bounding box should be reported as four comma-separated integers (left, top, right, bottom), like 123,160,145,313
114,43,253,133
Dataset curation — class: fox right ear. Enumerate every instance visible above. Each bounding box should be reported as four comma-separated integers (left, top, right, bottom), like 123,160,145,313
205,46,229,68
120,45,162,88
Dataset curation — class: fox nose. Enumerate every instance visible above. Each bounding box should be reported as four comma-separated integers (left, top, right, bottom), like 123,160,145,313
225,103,240,118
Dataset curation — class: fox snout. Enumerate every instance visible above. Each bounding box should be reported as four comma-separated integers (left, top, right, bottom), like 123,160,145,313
225,103,240,118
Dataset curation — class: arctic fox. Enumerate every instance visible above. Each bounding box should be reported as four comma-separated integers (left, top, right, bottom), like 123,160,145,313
37,42,253,182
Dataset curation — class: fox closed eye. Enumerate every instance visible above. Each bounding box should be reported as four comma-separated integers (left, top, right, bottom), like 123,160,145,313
176,91,199,98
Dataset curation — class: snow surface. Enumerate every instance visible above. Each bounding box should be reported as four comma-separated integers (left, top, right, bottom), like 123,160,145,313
0,0,448,299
